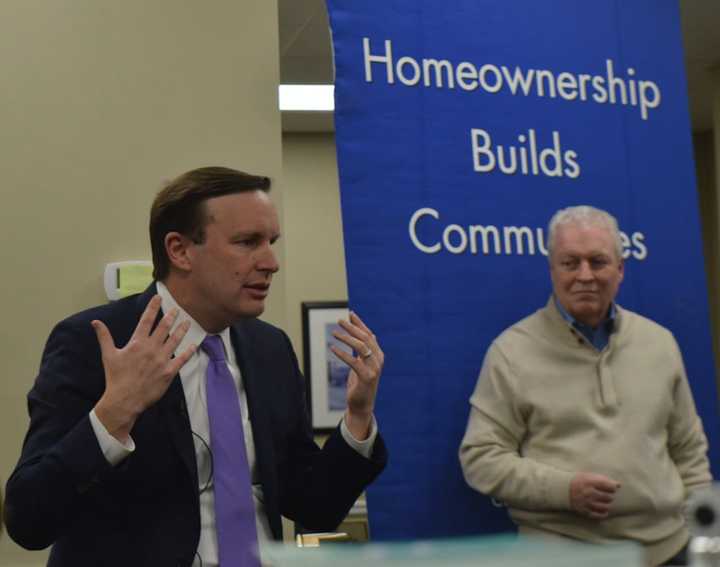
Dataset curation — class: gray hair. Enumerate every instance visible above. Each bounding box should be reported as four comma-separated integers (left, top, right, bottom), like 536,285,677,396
547,205,623,260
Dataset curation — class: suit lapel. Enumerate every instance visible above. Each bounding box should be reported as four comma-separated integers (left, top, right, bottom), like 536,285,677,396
159,376,198,487
230,321,282,538
135,284,198,487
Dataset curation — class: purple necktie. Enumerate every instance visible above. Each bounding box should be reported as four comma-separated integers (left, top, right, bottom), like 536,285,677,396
202,335,260,567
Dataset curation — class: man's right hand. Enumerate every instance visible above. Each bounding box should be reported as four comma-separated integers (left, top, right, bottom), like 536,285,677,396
92,295,196,443
569,472,621,520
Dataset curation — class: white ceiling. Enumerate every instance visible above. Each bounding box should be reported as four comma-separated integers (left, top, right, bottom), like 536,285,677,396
279,0,720,132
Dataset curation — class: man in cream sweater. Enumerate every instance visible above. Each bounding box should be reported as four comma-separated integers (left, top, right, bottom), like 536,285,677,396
459,205,712,566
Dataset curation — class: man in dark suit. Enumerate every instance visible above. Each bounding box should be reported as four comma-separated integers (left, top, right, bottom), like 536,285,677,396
4,166,387,567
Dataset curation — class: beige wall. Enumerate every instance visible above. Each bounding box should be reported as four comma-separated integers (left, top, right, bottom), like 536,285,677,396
281,133,348,368
0,2,282,564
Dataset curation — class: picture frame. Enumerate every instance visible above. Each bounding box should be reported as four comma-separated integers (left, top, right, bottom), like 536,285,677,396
301,301,350,433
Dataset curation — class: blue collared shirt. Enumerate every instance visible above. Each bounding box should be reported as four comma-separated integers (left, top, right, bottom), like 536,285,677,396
554,296,616,351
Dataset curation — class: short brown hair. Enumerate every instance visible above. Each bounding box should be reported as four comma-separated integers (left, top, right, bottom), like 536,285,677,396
149,166,271,280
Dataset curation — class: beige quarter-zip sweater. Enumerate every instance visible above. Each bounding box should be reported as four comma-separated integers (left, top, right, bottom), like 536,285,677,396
460,297,711,566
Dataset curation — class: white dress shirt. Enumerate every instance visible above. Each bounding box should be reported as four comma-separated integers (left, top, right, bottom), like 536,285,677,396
89,282,378,567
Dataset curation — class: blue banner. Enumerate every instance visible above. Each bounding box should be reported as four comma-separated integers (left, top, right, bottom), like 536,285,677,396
326,0,719,539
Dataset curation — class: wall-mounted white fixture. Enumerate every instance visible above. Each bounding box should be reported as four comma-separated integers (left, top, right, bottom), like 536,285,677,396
104,261,153,301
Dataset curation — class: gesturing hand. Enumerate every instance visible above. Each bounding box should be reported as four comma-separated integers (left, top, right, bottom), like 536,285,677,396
569,472,621,520
329,312,384,441
92,295,196,442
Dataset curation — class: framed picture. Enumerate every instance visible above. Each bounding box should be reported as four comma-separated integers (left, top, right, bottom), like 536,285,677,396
301,301,350,433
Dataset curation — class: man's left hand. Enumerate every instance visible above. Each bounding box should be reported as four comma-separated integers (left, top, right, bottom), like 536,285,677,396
330,312,384,440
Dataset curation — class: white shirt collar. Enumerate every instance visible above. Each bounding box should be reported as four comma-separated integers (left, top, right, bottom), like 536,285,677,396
155,280,233,359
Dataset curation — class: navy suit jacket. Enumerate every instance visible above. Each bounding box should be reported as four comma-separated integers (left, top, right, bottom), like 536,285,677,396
5,286,387,566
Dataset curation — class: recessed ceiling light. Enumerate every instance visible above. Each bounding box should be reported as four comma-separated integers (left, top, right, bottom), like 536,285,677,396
278,84,334,111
